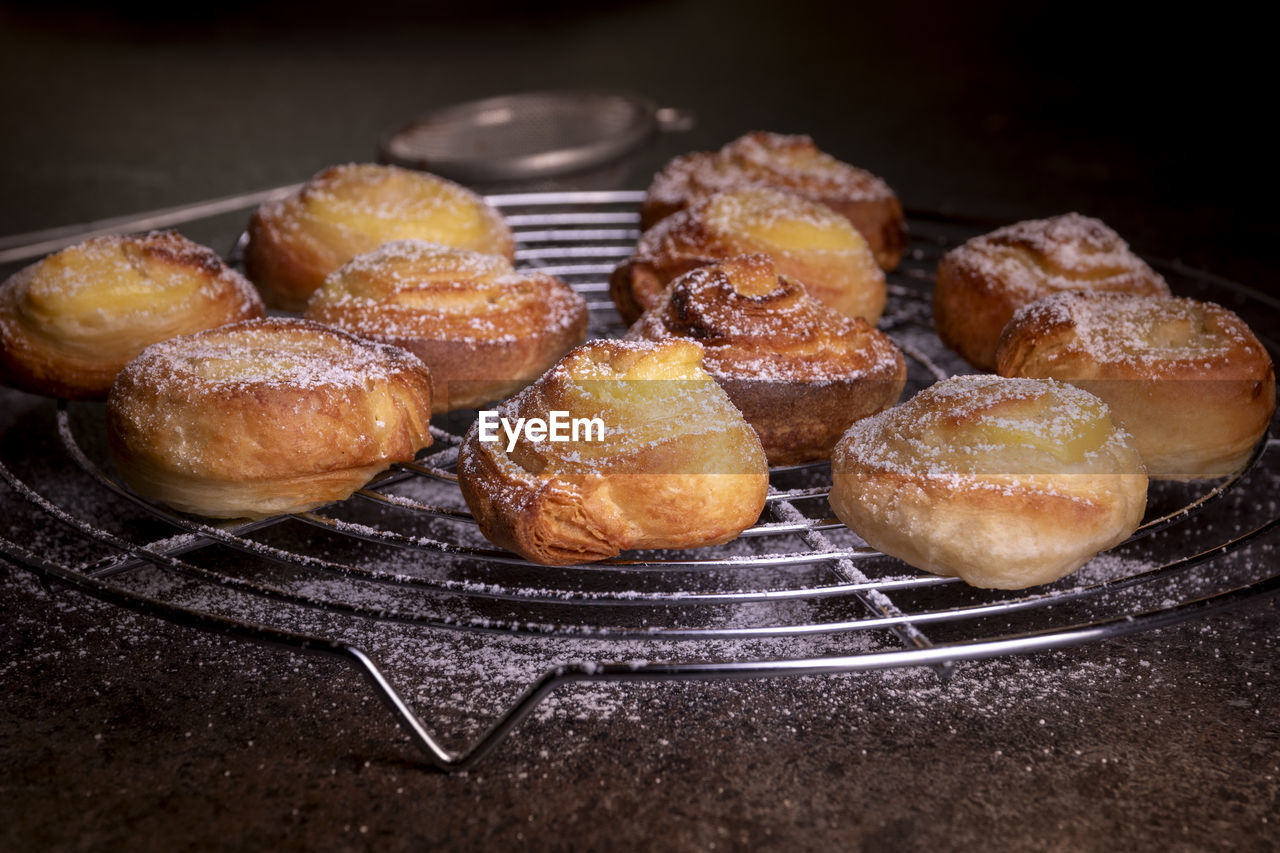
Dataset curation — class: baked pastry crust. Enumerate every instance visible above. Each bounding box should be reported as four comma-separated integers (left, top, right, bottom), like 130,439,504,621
625,254,905,464
0,231,264,400
457,338,769,565
996,291,1276,479
829,375,1148,589
305,240,587,413
107,317,433,519
244,163,515,311
934,213,1170,372
641,131,906,270
611,187,886,326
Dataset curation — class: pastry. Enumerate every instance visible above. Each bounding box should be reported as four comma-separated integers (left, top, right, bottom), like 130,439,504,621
996,291,1276,479
107,317,433,519
457,338,769,565
640,131,905,270
610,187,886,326
625,254,906,465
0,231,264,400
829,375,1148,589
933,213,1170,371
305,240,588,413
244,163,515,311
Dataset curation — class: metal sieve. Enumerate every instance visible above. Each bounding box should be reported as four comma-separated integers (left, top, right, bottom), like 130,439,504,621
378,90,694,183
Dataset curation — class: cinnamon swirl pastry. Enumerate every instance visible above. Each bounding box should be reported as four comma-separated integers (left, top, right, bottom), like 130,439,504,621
996,291,1276,479
0,231,264,400
641,131,905,270
107,318,433,519
625,254,905,464
611,187,886,326
934,213,1170,371
458,338,769,565
244,163,515,311
305,241,587,413
829,375,1148,589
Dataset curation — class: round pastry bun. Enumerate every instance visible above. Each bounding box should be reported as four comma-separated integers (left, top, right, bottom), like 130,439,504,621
625,254,905,464
830,375,1148,589
0,231,265,400
641,131,906,270
244,163,515,311
996,291,1276,479
107,317,433,519
611,187,886,326
458,338,769,565
934,213,1170,371
305,240,587,413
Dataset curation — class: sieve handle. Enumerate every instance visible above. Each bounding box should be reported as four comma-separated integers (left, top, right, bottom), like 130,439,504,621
655,107,696,133
0,183,303,266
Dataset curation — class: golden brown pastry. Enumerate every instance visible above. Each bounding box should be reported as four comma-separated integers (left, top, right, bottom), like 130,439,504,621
624,254,905,465
830,375,1148,589
641,131,906,270
996,291,1276,479
305,240,587,413
244,163,515,311
934,213,1170,372
611,187,886,326
0,231,265,400
107,317,433,519
458,338,769,565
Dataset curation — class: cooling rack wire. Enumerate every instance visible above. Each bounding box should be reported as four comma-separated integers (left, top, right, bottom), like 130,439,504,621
2,190,1278,771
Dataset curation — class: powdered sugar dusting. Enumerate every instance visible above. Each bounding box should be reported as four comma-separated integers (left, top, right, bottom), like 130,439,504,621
3,230,262,350
943,212,1169,299
702,187,863,252
118,317,423,392
253,163,514,265
1004,291,1267,374
625,255,901,384
622,186,886,321
837,375,1140,484
647,131,896,211
306,239,587,345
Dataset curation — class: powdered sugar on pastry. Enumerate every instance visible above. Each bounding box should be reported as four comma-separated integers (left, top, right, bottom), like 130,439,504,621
829,375,1148,589
107,318,433,518
933,213,1170,371
612,187,886,325
306,241,588,413
245,163,514,311
625,255,906,464
0,230,265,400
457,339,769,565
1002,291,1257,373
996,291,1276,479
641,132,906,270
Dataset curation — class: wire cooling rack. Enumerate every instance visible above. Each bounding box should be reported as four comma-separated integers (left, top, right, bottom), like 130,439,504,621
2,191,1279,771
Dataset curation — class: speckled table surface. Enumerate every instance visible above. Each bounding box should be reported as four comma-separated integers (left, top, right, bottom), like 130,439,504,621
2,2,1278,850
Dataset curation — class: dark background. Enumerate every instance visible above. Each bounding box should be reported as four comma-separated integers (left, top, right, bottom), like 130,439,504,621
2,2,1278,850
1,0,1275,292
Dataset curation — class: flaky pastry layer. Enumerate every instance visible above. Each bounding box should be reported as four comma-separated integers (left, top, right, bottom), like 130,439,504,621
0,231,264,400
611,187,885,326
641,131,905,269
107,317,433,518
244,163,515,311
830,375,1148,589
996,291,1276,479
625,254,905,464
305,240,587,412
457,338,769,565
933,213,1170,371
